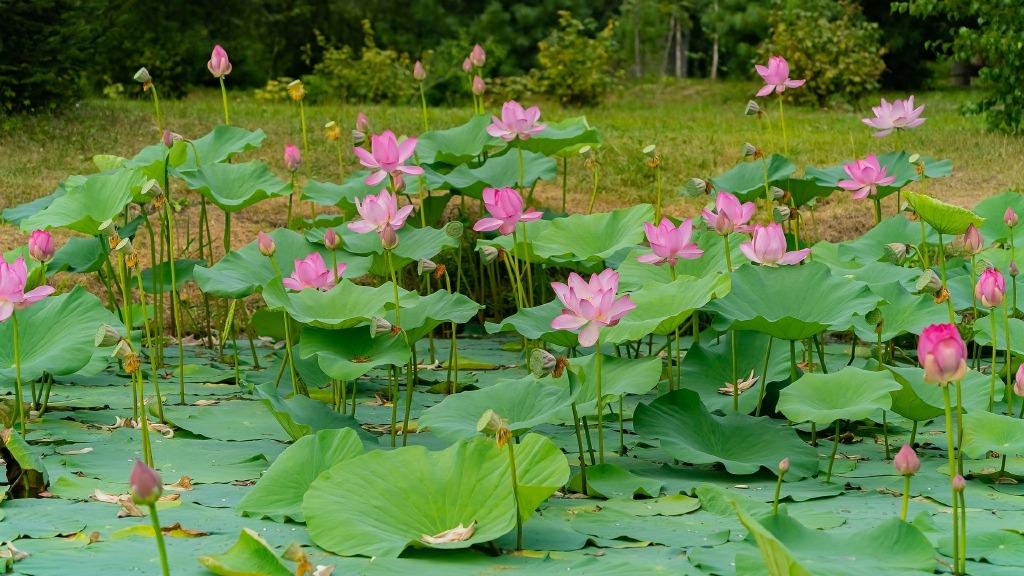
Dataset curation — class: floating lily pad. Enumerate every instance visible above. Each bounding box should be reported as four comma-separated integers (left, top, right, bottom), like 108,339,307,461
198,528,292,576
777,367,900,425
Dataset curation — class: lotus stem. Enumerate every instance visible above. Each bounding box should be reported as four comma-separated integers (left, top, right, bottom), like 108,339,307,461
570,401,588,494
882,410,891,461
335,138,345,182
872,197,882,225
149,84,164,136
958,490,967,575
146,502,171,576
772,464,786,515
654,165,663,222
561,157,568,213
990,310,999,411
755,336,774,416
936,233,955,322
135,368,154,467
587,161,599,215
900,474,911,521
218,77,230,125
443,271,458,394
268,258,302,396
10,312,26,435
401,345,417,447
910,420,918,445
134,271,165,423
418,82,429,133
506,440,523,551
518,223,534,307
919,220,930,270
1005,305,1014,416
223,300,240,387
825,420,841,483
943,385,960,572
389,366,399,448
595,338,605,465
777,94,788,156
160,172,185,405
287,173,295,229
731,332,739,413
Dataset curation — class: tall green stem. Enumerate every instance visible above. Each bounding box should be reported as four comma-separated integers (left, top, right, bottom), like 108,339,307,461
943,385,960,573
146,503,171,576
218,77,230,125
990,310,999,411
777,94,788,155
654,166,663,222
149,85,164,135
268,259,302,396
1005,305,1014,416
900,475,911,521
595,338,606,465
825,420,841,483
418,83,429,133
11,313,25,435
507,441,523,550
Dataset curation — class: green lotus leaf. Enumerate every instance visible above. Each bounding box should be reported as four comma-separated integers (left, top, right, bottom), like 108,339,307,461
602,273,730,343
21,168,146,235
961,410,1024,459
973,312,1024,355
419,376,573,441
2,181,68,225
680,331,791,414
254,381,373,442
560,353,662,419
48,236,105,274
181,161,292,212
532,204,654,267
975,190,1024,246
0,287,121,383
940,530,1024,567
484,300,579,347
905,191,983,236
475,218,550,265
390,289,483,342
516,116,602,157
433,149,555,199
710,154,795,201
886,366,994,422
574,462,664,498
327,225,459,276
784,177,835,208
261,279,392,329
777,367,900,425
302,434,569,557
139,259,202,293
633,389,818,478
237,428,364,522
198,528,292,576
817,253,921,291
850,282,948,342
837,215,937,262
707,261,880,340
300,326,409,381
174,125,267,171
416,114,493,165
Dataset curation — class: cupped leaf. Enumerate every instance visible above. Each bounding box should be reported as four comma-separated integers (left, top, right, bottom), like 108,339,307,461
975,191,1024,245
21,169,146,235
173,125,267,170
777,367,900,425
261,279,391,329
416,114,493,165
561,353,662,418
300,326,409,381
633,389,818,478
330,225,459,276
254,381,373,442
302,434,569,557
433,150,555,199
392,289,483,342
710,155,795,201
905,191,983,236
602,273,730,343
181,161,292,212
517,116,602,157
887,366,994,421
197,528,292,576
961,410,1024,459
532,204,654,267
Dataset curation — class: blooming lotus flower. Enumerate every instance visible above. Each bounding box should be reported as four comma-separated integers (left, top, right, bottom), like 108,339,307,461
28,230,55,262
976,267,1005,308
1006,207,1019,228
348,189,414,247
130,460,163,505
413,60,426,81
207,44,232,78
472,75,486,96
754,56,805,97
740,223,809,266
470,44,486,68
837,155,896,200
0,258,55,322
702,191,756,235
638,218,703,265
918,323,968,384
861,96,926,137
353,131,423,187
282,252,345,292
551,270,635,347
963,224,983,255
487,101,545,141
257,232,275,257
893,444,920,476
283,144,301,172
473,187,542,236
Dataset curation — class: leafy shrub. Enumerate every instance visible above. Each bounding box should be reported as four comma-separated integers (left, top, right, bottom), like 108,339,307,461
535,11,619,106
308,21,416,105
760,0,885,106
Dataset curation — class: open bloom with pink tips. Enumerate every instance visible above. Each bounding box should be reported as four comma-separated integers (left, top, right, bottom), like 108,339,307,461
638,218,703,266
551,270,635,347
282,252,345,292
348,189,414,243
207,45,232,78
353,130,423,187
487,101,545,141
837,155,896,200
702,191,755,235
473,187,542,236
0,257,55,322
754,56,805,97
740,223,809,266
862,96,926,137
918,323,967,384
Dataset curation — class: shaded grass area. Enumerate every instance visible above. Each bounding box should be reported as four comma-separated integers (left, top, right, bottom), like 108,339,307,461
1,80,1021,252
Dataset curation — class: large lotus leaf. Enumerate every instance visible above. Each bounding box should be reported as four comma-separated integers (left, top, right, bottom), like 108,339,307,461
850,282,948,342
302,434,569,557
140,259,202,293
905,191,983,236
784,177,835,208
172,125,267,171
198,528,292,576
122,143,168,182
254,381,373,442
563,353,662,418
2,182,67,225
961,410,1024,459
533,204,653,266
194,228,371,298
419,376,573,441
237,428,364,522
475,218,550,265
48,236,105,274
708,262,880,340
484,300,579,347
633,389,818,478
416,114,493,165
815,250,921,291
517,116,602,157
0,287,121,382
975,191,1024,245
680,331,791,414
261,279,391,329
301,172,425,208
942,530,1024,567
838,215,937,262
391,289,482,342
615,233,743,290
777,367,900,425
806,151,952,202
887,366,993,421
181,161,292,212
328,225,459,276
603,273,730,343
736,508,936,576
300,326,409,381
709,154,796,201
973,312,1024,355
433,150,555,199
21,169,146,235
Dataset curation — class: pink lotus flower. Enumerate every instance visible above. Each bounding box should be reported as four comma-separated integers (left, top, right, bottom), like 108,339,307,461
1014,363,1024,397
837,155,896,200
975,267,1005,308
257,232,275,257
355,112,369,133
861,96,926,137
893,444,920,476
963,224,983,255
918,323,968,384
1005,207,1019,228
413,60,426,81
953,474,965,493
28,230,55,262
740,223,809,266
282,252,346,292
353,131,423,187
551,270,635,347
754,56,805,97
472,75,486,96
638,218,703,266
470,44,486,68
472,187,542,236
487,101,545,141
129,460,163,505
462,58,473,73
162,130,183,148
283,144,302,172
0,257,55,322
207,44,232,78
348,189,414,247
702,191,756,235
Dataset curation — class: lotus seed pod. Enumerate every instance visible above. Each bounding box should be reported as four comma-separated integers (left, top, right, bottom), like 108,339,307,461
95,324,122,347
369,317,393,338
744,100,762,117
445,221,464,239
773,206,791,223
478,245,499,264
1011,260,1020,278
351,130,366,145
111,339,133,361
529,348,558,377
684,178,709,197
742,143,759,158
133,67,152,84
324,121,341,142
417,259,438,276
884,243,909,262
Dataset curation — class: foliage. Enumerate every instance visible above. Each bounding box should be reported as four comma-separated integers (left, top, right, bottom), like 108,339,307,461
308,22,417,105
535,11,619,105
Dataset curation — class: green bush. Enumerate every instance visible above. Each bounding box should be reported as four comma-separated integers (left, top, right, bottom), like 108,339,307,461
535,11,619,105
760,0,885,106
308,21,417,105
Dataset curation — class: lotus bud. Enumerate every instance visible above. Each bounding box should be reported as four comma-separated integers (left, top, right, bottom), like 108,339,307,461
445,221,464,240
963,224,983,255
380,226,399,250
471,75,485,96
130,460,163,505
478,245,499,264
1006,207,1019,228
744,100,762,117
417,259,438,276
369,316,394,338
1015,363,1024,397
286,79,305,102
884,243,909,263
324,121,341,142
1012,261,1020,278
529,348,558,378
257,231,276,257
778,457,790,475
476,409,510,447
162,130,183,148
112,339,133,361
413,61,426,82
684,178,709,197
28,230,55,262
95,324,122,347
975,267,1006,308
893,444,920,476
207,44,232,78
952,474,966,493
355,112,369,133
283,144,302,172
324,228,340,251
469,44,486,68
773,206,791,223
133,67,152,84
917,323,968,384
462,58,473,73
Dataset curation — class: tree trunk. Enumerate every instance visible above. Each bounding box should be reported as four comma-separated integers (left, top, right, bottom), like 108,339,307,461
633,7,642,77
710,0,719,80
663,16,675,77
674,16,683,78
681,24,691,79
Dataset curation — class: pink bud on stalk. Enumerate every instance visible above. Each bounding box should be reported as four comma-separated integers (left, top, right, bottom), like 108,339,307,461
257,232,276,257
207,44,232,78
28,230,55,262
413,60,426,82
129,460,163,505
963,224,983,255
162,130,183,148
778,457,790,475
462,58,473,73
893,444,921,476
472,75,486,96
324,228,340,251
952,474,966,493
975,267,1005,308
469,44,486,68
283,144,302,172
917,323,968,384
1005,207,1019,228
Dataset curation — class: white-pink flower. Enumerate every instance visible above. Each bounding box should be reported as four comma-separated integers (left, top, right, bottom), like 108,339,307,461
861,96,926,137
754,56,805,97
0,257,55,322
473,187,542,236
837,155,896,200
702,191,756,235
550,270,635,347
487,101,545,141
637,218,703,266
353,130,423,187
348,189,414,245
282,252,345,292
740,223,809,266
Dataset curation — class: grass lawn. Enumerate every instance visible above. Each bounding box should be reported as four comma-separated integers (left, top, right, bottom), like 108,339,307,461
1,80,1021,253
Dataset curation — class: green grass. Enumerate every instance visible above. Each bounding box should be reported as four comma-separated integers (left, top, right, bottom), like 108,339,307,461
1,80,1021,250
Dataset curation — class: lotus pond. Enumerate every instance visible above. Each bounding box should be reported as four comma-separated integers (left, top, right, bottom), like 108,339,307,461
1,51,1024,576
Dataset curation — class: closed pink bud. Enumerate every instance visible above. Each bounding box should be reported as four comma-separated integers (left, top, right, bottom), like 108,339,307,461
1005,207,1019,228
963,224,983,255
893,444,920,476
413,60,426,81
257,231,276,257
28,230,55,262
778,457,790,474
952,474,966,493
162,129,183,148
917,323,968,384
469,44,486,68
207,44,232,78
380,225,399,250
472,75,486,96
355,112,369,133
975,267,1005,308
462,58,473,73
1015,363,1024,398
283,144,302,172
129,460,162,505
1011,261,1020,277
324,228,340,250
